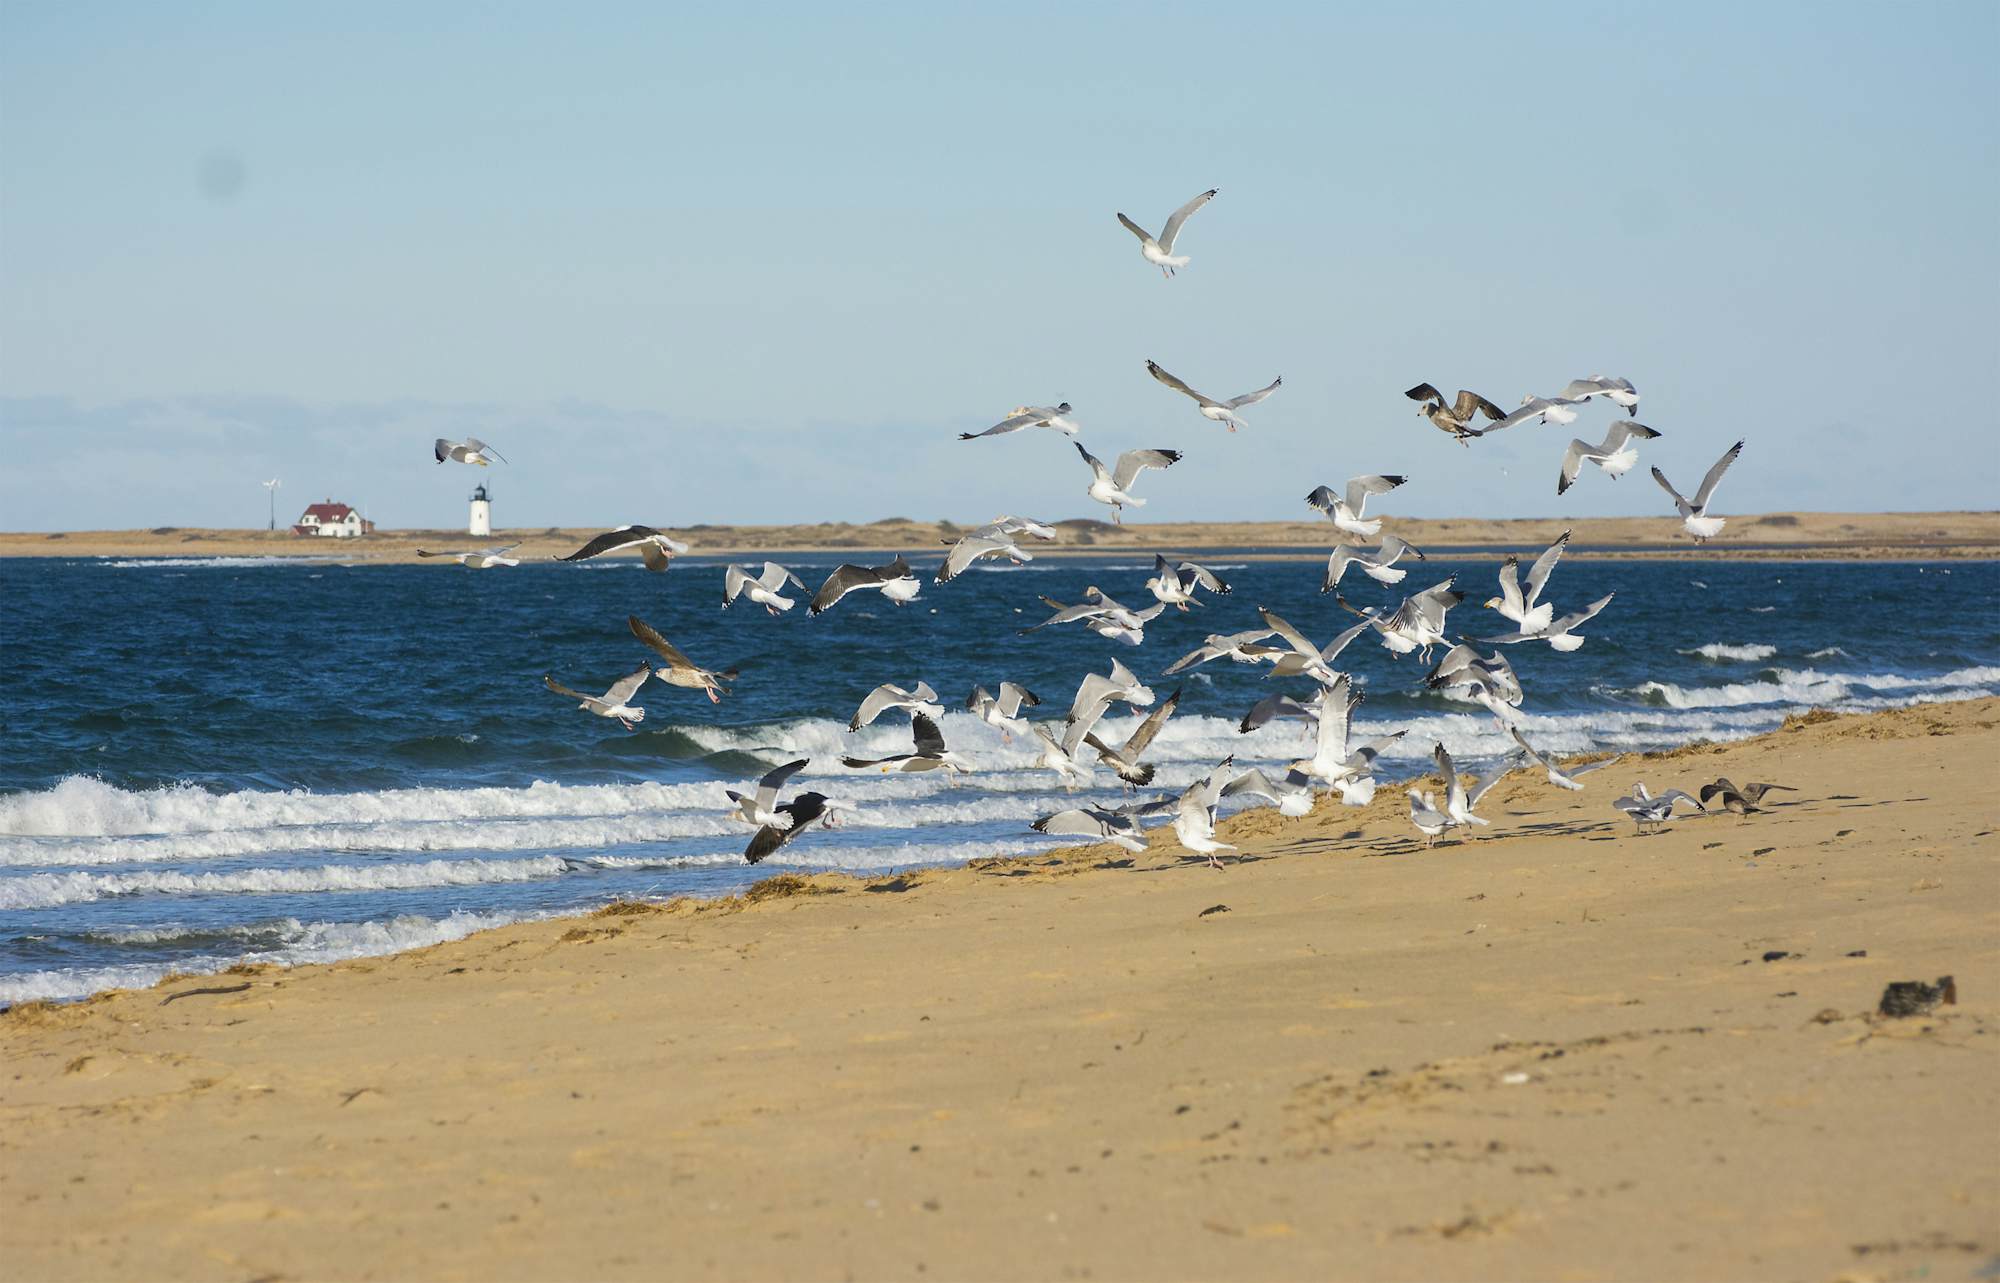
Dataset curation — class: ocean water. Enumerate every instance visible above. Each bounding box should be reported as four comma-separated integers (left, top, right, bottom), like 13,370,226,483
2,552,1995,1003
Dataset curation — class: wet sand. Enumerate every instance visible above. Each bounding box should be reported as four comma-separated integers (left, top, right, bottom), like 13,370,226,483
3,698,1997,1281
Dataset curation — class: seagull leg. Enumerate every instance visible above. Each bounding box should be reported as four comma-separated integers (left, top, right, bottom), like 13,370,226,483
707,689,721,705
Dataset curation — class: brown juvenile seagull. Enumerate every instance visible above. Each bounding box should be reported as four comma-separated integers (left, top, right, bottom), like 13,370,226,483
627,615,736,704
1405,383,1505,444
1698,778,1797,814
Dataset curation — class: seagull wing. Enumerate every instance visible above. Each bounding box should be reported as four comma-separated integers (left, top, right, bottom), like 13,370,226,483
1257,606,1319,660
1155,188,1217,253
544,675,592,703
1558,439,1593,495
755,758,811,809
1318,616,1376,665
628,616,696,671
1405,383,1445,406
1468,755,1519,806
1495,557,1525,617
723,565,753,602
910,712,948,758
1549,592,1616,633
939,534,1010,582
1343,474,1407,515
960,407,1048,440
996,682,1040,717
601,661,652,706
810,563,886,615
1115,212,1155,244
1524,531,1570,604
1074,441,1111,484
1238,693,1312,734
1120,687,1182,758
1433,742,1467,816
1222,377,1282,410
558,525,660,562
758,562,805,591
1145,360,1214,406
1601,420,1660,452
850,684,908,731
1690,440,1744,510
1111,449,1181,491
1651,466,1694,516
1177,561,1231,594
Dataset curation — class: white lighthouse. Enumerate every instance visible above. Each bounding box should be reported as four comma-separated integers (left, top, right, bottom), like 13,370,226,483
469,483,492,537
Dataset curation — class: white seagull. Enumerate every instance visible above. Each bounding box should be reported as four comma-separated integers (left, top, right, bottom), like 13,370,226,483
1559,421,1661,495
1256,608,1375,686
1508,728,1613,792
809,556,921,616
723,562,808,614
1020,588,1167,647
434,437,507,466
1653,440,1745,542
1613,781,1706,834
725,758,811,828
557,525,690,572
1432,742,1518,831
1323,534,1426,590
1075,442,1182,524
544,662,649,731
1426,644,1524,709
1144,361,1282,433
1344,577,1465,661
1477,592,1615,652
1557,376,1641,412
849,681,944,732
1222,766,1317,818
937,516,1057,583
415,543,521,569
1173,757,1239,868
1485,531,1570,634
1061,659,1156,758
1146,555,1232,610
967,683,1041,738
1163,627,1286,675
841,712,972,783
958,403,1079,441
1116,188,1217,279
1407,789,1453,847
1031,805,1149,854
1306,475,1408,540
1289,675,1403,803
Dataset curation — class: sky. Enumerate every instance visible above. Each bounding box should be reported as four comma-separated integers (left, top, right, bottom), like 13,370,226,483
1,1,1994,532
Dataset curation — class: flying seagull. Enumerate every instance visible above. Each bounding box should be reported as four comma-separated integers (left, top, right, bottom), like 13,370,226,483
937,516,1057,583
544,662,649,730
1031,805,1150,854
1485,531,1571,634
809,556,921,615
1163,628,1284,676
1075,442,1182,524
723,562,808,614
1698,778,1797,814
1146,555,1232,610
1323,535,1425,591
1083,686,1182,789
1556,375,1641,412
841,712,972,782
1221,766,1317,818
1427,644,1524,709
557,525,690,572
1020,588,1166,646
849,681,943,732
1306,475,1408,539
435,437,507,466
1432,742,1517,831
1344,576,1465,661
1559,421,1661,495
958,403,1079,441
415,543,521,569
1116,188,1218,278
1405,385,1505,444
1507,727,1613,792
725,758,811,828
1236,692,1318,736
1256,607,1374,686
1613,781,1706,834
1289,675,1403,803
1061,659,1156,758
1653,440,1745,542
628,615,736,704
967,682,1041,738
1477,591,1614,652
745,791,849,864
1172,757,1239,868
1144,361,1281,433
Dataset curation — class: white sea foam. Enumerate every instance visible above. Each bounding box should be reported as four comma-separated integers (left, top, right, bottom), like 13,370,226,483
0,855,574,910
101,556,335,569
1678,642,1777,662
1806,646,1849,659
1624,665,2000,711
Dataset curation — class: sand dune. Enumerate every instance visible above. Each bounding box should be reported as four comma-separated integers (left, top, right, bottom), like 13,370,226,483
3,699,1996,1280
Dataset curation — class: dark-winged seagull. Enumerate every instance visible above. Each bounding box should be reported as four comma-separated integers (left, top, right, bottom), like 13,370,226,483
629,615,736,704
809,555,921,616
558,525,690,572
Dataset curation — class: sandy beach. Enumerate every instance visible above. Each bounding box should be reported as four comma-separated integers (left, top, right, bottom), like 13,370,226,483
4,698,1995,1281
3,509,1997,564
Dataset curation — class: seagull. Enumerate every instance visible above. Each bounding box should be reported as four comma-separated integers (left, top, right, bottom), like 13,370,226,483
1061,659,1157,757
1698,778,1797,814
1020,589,1166,646
958,403,1079,441
849,681,943,732
723,562,808,614
1653,440,1745,542
1163,628,1284,676
809,556,921,615
967,683,1041,738
1306,475,1408,539
1116,188,1217,279
415,543,521,569
1427,644,1524,708
1407,789,1453,847
1144,361,1281,433
1323,535,1425,591
1405,385,1504,444
725,758,811,828
937,516,1057,583
1485,531,1570,634
1559,421,1661,495
1084,686,1182,789
1480,394,1587,434
434,437,507,466
544,662,649,730
1433,742,1518,830
1613,781,1706,834
1236,693,1317,735
1256,607,1374,686
1032,805,1149,853
1173,757,1239,868
1145,554,1232,610
1556,376,1641,412
1289,676,1403,802
1221,766,1317,818
1507,728,1613,792
1075,442,1182,524
841,712,972,782
1028,722,1094,791
1477,592,1614,652
745,791,850,864
557,525,690,572
628,615,736,704
1345,577,1465,661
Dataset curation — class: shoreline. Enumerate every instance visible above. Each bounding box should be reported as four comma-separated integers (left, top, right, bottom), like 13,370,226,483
3,509,1997,564
4,698,1995,1279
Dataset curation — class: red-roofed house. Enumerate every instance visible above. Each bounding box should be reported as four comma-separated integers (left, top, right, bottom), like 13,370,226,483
291,499,374,538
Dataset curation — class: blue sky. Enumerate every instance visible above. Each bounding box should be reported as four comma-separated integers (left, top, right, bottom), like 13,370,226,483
2,2,1994,531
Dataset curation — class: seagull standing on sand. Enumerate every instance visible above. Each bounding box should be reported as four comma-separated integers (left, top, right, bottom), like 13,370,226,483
558,525,690,572
1323,535,1425,590
1306,475,1408,539
809,556,921,615
937,517,1057,583
1173,758,1239,869
842,713,973,783
1075,443,1182,524
967,683,1041,738
1613,782,1706,833
1405,385,1505,443
434,437,507,466
1653,440,1745,542
1116,188,1217,279
1485,531,1570,633
745,792,850,864
723,562,808,614
1146,555,1232,610
1477,592,1615,652
415,544,521,569
958,404,1079,441
1144,361,1282,433
544,662,650,731
1290,675,1404,803
1408,789,1453,847
1559,421,1661,495
849,681,944,732
629,616,736,704
725,758,811,828
1433,742,1517,831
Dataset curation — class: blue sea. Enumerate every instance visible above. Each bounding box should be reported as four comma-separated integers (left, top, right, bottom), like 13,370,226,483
2,551,1995,1003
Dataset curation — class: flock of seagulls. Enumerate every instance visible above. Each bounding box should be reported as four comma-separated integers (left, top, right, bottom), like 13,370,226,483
417,185,1759,863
